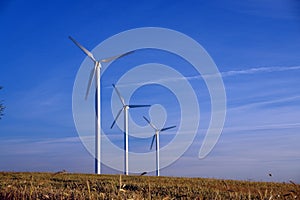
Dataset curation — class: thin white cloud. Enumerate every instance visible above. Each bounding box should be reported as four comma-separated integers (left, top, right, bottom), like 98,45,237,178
0,137,80,155
36,136,82,144
221,66,300,77
230,95,300,111
223,122,300,133
103,65,300,88
184,65,300,79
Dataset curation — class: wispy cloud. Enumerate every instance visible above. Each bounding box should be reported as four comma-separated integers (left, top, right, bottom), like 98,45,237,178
103,66,300,88
223,122,300,133
0,138,69,157
0,136,92,173
221,66,300,77
229,95,300,111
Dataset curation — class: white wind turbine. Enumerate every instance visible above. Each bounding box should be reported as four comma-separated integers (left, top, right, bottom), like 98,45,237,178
111,84,150,175
143,116,176,176
69,36,134,174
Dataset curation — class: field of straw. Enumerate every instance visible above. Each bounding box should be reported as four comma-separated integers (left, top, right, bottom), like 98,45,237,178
0,172,299,199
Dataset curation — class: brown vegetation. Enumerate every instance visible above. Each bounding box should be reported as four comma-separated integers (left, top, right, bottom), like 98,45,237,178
0,172,299,199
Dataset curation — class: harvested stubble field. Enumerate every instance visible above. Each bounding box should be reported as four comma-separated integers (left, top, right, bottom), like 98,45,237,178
0,172,299,200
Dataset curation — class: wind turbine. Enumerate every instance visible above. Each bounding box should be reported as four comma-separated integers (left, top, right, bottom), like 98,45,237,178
111,84,150,175
143,116,176,176
69,36,134,174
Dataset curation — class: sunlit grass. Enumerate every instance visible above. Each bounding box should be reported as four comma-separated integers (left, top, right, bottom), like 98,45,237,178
0,172,298,199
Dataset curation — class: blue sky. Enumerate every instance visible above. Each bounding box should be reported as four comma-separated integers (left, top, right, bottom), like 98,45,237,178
0,0,300,182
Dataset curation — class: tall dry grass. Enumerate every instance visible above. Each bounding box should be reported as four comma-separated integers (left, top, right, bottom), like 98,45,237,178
0,172,299,199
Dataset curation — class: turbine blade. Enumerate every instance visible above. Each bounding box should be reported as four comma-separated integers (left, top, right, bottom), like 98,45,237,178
143,116,151,124
110,108,123,129
85,65,97,100
69,36,96,62
150,135,156,150
143,116,157,130
112,84,126,106
129,105,151,108
161,125,176,132
101,51,135,63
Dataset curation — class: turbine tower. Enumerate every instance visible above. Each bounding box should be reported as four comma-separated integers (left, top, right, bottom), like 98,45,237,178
69,36,133,174
143,116,176,176
111,84,150,175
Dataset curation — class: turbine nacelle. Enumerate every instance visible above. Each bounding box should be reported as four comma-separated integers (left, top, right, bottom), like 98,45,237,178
143,116,176,150
69,36,135,100
110,84,150,129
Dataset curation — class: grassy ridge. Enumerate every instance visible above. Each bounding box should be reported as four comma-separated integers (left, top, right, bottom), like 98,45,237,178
0,172,299,199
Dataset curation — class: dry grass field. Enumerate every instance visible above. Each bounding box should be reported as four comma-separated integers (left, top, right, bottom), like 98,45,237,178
0,172,299,199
